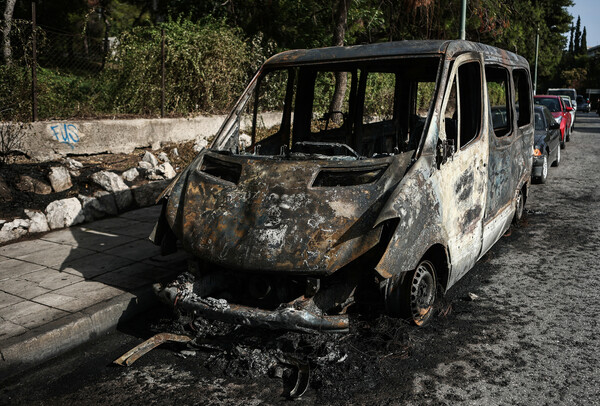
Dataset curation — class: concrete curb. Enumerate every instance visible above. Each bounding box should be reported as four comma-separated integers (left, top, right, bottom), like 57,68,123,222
0,285,158,382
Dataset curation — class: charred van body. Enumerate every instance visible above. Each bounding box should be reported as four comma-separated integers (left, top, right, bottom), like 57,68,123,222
151,40,533,333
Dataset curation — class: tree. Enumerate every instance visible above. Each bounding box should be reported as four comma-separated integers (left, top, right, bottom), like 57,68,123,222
574,15,581,54
2,0,17,65
329,0,349,120
580,27,587,55
568,25,574,54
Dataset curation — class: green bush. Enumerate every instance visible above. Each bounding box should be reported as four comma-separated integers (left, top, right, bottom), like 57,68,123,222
100,17,255,116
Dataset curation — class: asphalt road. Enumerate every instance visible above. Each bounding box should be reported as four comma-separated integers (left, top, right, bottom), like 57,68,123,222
2,113,600,405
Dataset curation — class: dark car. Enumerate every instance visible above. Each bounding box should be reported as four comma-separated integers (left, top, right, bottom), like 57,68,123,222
576,95,591,113
534,95,571,148
532,105,561,183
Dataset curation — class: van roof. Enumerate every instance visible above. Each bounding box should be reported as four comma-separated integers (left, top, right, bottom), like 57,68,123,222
263,40,529,69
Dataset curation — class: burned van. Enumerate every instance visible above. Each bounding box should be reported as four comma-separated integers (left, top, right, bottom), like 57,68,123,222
151,40,533,333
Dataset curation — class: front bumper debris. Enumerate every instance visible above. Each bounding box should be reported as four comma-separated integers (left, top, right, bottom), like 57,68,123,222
154,279,350,334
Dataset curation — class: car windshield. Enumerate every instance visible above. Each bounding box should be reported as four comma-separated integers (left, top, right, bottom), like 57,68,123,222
213,56,442,159
534,111,545,130
535,98,560,112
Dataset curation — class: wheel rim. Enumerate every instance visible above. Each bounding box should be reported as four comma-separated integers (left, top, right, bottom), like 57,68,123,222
409,261,436,325
542,155,548,178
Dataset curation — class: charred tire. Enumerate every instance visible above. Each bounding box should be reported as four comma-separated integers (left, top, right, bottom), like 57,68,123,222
552,146,560,167
560,138,566,149
387,260,437,326
566,127,571,142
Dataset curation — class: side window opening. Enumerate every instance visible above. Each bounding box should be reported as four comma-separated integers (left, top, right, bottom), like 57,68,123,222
486,66,512,137
514,69,531,127
443,60,482,151
457,62,482,148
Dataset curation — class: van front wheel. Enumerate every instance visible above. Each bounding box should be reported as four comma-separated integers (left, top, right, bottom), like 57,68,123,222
387,260,437,326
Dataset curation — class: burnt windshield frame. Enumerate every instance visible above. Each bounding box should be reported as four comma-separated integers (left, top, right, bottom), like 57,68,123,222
214,55,443,158
289,56,442,158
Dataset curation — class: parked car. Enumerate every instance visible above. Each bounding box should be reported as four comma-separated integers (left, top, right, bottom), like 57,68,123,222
534,95,570,148
547,88,577,111
560,96,576,132
576,95,591,113
532,105,561,184
152,40,533,332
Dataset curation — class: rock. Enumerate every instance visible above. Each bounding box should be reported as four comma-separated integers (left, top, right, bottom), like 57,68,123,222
138,161,154,172
114,190,133,212
79,192,118,221
0,229,27,243
467,292,480,301
146,172,164,181
157,152,169,162
15,175,52,195
63,157,83,170
45,197,85,229
93,191,119,215
172,148,179,157
91,171,129,193
193,138,208,153
48,166,73,193
157,162,176,179
143,151,159,167
122,168,139,182
24,209,50,233
2,218,31,231
132,179,170,207
151,141,161,151
0,218,31,243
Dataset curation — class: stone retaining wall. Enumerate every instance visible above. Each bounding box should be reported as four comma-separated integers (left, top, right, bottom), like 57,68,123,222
18,112,284,162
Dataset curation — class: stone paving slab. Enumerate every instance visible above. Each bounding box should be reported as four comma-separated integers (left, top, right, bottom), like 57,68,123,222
60,252,135,279
41,227,139,251
0,204,188,382
0,259,47,282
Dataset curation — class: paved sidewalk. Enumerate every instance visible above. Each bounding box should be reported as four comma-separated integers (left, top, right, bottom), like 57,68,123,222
0,205,189,381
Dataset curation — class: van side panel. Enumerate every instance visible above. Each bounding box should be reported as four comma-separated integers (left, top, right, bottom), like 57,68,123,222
374,155,447,279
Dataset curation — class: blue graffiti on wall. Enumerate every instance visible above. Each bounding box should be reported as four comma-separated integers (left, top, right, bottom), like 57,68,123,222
50,124,80,149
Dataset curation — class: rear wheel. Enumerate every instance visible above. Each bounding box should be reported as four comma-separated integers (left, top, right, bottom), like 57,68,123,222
566,127,571,142
537,154,548,184
386,260,438,326
512,188,524,224
552,146,561,167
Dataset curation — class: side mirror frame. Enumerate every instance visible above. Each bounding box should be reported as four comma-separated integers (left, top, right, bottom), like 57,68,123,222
566,106,573,112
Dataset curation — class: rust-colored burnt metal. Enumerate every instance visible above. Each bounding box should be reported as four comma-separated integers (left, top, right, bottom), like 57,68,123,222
113,333,192,366
151,39,533,332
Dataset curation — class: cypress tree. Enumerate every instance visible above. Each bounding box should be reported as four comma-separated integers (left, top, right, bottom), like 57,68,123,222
574,16,581,54
569,25,574,54
581,27,587,54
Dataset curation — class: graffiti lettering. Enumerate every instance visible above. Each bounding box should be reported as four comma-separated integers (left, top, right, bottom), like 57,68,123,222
50,124,80,149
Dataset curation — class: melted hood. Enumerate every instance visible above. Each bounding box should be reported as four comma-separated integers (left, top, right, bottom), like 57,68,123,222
165,151,413,275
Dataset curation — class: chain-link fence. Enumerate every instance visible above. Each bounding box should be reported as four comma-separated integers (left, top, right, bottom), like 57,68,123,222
1,11,264,123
